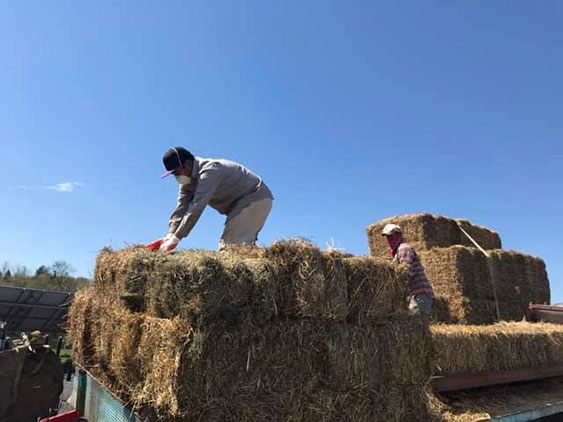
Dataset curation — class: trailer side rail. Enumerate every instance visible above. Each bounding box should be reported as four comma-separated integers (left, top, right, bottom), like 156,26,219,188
431,363,563,392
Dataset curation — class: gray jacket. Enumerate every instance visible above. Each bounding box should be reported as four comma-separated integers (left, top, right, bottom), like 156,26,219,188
169,157,274,239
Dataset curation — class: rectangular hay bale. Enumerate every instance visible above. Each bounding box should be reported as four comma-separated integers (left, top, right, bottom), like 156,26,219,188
182,388,434,422
420,246,550,324
93,242,410,327
367,213,502,258
138,388,435,422
69,290,432,421
431,322,563,376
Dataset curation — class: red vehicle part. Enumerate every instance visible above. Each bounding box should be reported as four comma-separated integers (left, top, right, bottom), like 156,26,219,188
525,303,563,324
39,410,86,422
431,362,563,392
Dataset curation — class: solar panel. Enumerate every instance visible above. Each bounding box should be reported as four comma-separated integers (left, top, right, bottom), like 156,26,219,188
0,284,74,338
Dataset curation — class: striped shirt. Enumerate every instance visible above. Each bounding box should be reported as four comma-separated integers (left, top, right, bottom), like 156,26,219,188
394,241,435,298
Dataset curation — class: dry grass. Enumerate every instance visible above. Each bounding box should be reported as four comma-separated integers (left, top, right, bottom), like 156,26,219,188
93,240,410,327
421,246,550,324
367,213,501,259
138,389,440,422
427,391,490,422
73,238,558,422
431,321,563,375
69,287,435,421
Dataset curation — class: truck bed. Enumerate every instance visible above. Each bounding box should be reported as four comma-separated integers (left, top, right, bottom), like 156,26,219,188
438,378,563,421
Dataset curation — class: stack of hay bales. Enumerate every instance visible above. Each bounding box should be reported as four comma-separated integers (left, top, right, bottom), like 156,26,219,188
367,214,502,258
432,322,563,376
367,214,550,324
70,241,435,422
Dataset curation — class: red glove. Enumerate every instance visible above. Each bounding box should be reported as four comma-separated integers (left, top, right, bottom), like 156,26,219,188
145,234,180,252
145,239,164,251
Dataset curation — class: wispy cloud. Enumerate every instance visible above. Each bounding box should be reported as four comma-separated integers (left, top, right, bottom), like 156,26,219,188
47,182,84,192
16,181,85,193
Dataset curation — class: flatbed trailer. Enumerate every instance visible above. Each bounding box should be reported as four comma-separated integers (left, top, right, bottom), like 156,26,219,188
525,304,563,325
65,367,138,422
436,377,563,422
432,363,563,393
65,367,563,422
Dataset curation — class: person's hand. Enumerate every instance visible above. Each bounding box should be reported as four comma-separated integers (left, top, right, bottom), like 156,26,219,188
145,238,164,251
146,234,178,251
159,234,180,251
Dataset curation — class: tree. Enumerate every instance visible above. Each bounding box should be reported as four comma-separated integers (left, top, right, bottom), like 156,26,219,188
50,261,74,290
13,265,29,279
35,265,52,277
0,260,88,292
1,261,10,278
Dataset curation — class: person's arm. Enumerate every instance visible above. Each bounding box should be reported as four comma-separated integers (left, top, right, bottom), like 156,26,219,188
396,246,414,265
396,246,416,278
173,164,221,239
169,183,195,235
146,182,196,251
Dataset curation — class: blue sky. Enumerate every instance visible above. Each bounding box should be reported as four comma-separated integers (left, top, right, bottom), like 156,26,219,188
1,1,562,300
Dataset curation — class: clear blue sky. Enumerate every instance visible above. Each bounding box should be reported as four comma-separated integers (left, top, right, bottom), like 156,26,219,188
1,1,561,300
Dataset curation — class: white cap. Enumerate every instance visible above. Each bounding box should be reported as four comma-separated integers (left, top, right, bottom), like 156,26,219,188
381,223,402,236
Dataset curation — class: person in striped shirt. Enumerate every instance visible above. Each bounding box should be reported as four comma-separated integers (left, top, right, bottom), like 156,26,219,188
381,224,435,317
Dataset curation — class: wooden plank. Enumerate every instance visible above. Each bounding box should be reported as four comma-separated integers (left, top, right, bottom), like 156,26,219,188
431,363,563,392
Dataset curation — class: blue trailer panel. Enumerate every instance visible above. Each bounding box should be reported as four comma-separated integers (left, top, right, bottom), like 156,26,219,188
491,400,563,422
71,370,136,422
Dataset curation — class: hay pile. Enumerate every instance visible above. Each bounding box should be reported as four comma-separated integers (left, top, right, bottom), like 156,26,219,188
431,322,563,376
421,247,550,324
71,241,436,421
428,323,563,421
367,213,501,258
93,243,410,325
367,214,550,324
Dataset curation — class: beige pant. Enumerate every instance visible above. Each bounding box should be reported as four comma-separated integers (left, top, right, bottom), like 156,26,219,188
219,199,273,250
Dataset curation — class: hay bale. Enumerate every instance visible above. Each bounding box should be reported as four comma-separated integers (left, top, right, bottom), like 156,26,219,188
367,214,501,258
93,241,409,326
343,256,411,323
74,241,440,421
489,249,550,319
429,296,453,324
69,289,433,421
431,322,563,376
138,388,438,422
420,246,550,324
67,292,94,367
191,388,436,422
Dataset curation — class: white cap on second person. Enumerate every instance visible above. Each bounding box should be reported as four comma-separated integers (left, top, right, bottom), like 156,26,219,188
381,223,403,236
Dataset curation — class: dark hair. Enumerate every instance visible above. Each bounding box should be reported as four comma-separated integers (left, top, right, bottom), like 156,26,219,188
163,147,195,171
